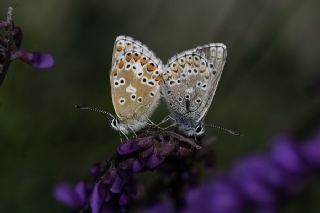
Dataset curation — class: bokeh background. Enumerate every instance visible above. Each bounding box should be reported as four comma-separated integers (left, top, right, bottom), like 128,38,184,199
0,0,320,212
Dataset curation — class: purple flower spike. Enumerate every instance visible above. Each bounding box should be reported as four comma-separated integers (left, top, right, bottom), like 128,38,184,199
53,182,85,209
270,136,305,174
118,140,139,155
12,49,54,69
184,178,243,213
301,133,320,167
119,193,129,205
29,51,54,69
147,153,166,169
0,7,55,87
132,159,144,173
90,182,107,213
231,157,277,204
110,175,124,193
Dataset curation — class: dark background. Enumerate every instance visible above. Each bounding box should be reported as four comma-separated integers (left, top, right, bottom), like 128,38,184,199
0,0,320,212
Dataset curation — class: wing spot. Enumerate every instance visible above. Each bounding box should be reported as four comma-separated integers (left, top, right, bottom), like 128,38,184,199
176,79,181,84
119,78,125,85
125,52,132,61
196,98,201,103
149,92,155,97
185,95,190,99
142,77,148,84
196,81,202,87
148,80,155,87
125,64,131,70
114,80,120,88
147,62,156,71
137,97,143,103
119,98,126,105
131,94,136,100
178,97,182,102
169,80,175,86
202,84,207,90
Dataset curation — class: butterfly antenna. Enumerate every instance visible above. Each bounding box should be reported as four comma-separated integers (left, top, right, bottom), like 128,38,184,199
205,123,242,136
75,105,114,120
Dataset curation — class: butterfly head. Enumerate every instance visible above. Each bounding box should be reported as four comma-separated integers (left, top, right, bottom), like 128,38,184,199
178,123,205,136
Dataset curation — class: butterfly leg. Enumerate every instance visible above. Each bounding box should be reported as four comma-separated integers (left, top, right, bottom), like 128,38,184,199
119,130,129,142
147,119,157,127
129,126,138,138
156,115,173,127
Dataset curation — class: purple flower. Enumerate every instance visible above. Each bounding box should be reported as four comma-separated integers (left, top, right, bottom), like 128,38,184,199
53,181,92,209
54,129,204,212
141,130,320,213
0,7,54,87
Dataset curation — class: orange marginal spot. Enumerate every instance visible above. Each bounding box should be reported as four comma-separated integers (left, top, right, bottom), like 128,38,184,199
133,52,141,61
155,76,161,81
140,56,149,65
116,45,123,52
118,59,124,69
112,68,118,76
147,62,156,72
205,71,210,79
125,52,133,62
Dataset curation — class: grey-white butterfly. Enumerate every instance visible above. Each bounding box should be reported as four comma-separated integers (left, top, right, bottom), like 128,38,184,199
161,43,227,136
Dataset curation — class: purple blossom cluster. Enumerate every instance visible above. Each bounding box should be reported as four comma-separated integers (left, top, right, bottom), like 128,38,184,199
53,128,212,212
144,132,320,213
0,7,54,87
54,129,320,213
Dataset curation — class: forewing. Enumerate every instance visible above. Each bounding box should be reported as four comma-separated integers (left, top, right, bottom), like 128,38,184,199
110,36,163,122
162,43,227,125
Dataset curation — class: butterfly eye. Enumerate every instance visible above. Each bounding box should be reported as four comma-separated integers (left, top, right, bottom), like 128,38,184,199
195,125,203,135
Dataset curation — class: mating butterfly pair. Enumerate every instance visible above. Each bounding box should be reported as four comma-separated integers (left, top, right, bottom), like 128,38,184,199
109,35,227,138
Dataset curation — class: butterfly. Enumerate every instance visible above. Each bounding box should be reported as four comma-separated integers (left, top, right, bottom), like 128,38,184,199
109,36,163,137
161,43,227,136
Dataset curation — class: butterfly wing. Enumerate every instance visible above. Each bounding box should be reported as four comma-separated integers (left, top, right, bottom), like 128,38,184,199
161,43,227,127
110,36,163,131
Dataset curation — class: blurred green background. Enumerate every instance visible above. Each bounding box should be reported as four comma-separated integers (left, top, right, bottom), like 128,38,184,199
0,0,320,212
